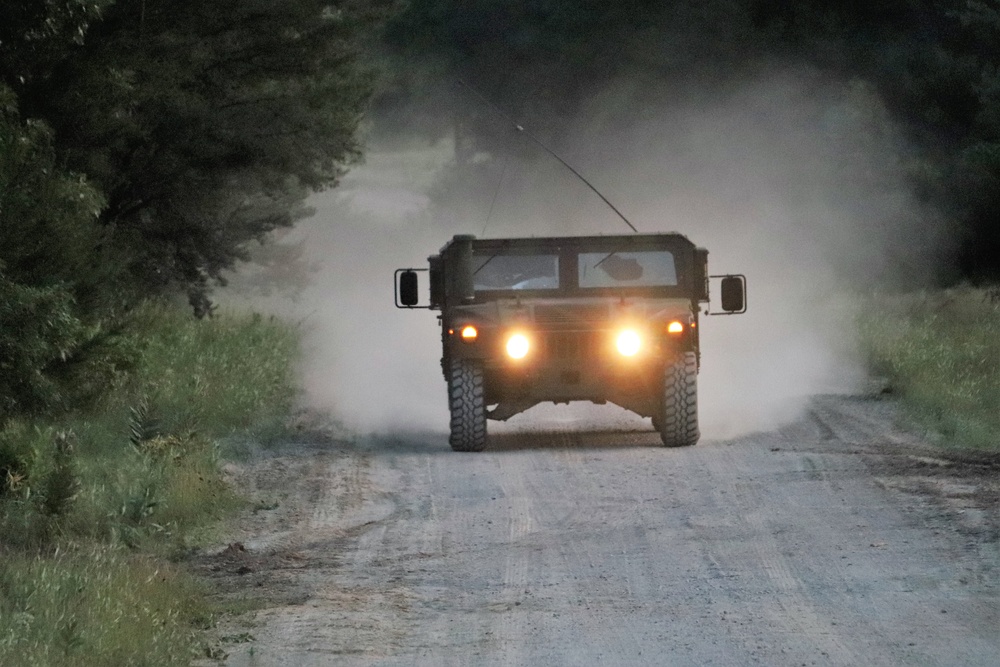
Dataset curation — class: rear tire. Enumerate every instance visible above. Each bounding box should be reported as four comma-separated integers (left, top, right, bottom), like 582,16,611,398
448,358,487,452
658,352,699,447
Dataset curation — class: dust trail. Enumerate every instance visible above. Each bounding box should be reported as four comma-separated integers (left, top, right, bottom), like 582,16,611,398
224,69,949,438
223,145,456,432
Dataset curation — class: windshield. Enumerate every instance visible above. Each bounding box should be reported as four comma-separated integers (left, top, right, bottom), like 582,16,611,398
578,251,677,288
473,253,560,290
469,248,679,291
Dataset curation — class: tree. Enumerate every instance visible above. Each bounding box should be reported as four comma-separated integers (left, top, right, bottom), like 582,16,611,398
382,0,1000,281
750,0,1000,279
0,0,114,87
0,84,128,421
4,0,394,313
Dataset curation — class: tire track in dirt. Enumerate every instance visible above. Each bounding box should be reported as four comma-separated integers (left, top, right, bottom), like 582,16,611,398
204,397,1000,666
492,461,532,666
700,448,860,664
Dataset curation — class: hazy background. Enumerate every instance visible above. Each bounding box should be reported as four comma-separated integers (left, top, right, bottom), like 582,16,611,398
223,68,949,439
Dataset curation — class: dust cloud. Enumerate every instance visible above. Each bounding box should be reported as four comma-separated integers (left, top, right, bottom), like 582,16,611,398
224,69,949,439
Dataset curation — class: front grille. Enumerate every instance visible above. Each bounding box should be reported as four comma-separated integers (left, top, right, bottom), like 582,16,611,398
543,331,601,361
533,304,609,326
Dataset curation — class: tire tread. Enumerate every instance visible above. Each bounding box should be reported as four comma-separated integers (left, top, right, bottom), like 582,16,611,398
659,352,699,447
448,359,487,451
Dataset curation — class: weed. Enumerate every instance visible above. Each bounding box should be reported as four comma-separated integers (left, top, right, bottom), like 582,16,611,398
127,394,160,449
39,431,78,517
0,546,210,667
0,302,301,663
859,286,1000,450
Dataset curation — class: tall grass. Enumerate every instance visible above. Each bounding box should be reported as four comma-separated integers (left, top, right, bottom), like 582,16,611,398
0,302,300,665
859,286,1000,451
0,547,210,667
123,303,299,439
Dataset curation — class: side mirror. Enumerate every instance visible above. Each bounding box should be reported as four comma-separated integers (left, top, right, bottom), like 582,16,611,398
720,275,746,313
395,268,428,309
400,270,419,306
708,274,747,315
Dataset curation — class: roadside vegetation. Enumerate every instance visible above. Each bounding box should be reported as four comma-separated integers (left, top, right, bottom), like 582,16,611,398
859,287,1000,452
2,3,373,664
0,304,299,666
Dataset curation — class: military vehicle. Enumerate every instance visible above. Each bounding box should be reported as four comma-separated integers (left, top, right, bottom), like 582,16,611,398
395,233,746,451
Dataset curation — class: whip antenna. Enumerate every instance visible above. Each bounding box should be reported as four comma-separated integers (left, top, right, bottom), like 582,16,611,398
457,79,638,234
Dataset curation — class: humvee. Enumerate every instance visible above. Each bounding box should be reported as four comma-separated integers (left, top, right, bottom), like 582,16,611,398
395,233,746,451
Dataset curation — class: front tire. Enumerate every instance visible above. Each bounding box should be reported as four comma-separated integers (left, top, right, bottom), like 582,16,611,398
658,352,699,447
448,358,487,452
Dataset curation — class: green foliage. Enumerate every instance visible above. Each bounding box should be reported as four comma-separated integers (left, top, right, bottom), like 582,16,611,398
0,88,105,288
859,287,1000,450
127,394,160,449
0,423,56,546
0,0,114,88
0,271,138,423
0,303,299,548
0,277,88,419
1,4,336,659
0,85,136,422
0,547,209,667
122,302,301,438
39,431,78,518
5,0,395,312
0,275,134,423
0,303,301,661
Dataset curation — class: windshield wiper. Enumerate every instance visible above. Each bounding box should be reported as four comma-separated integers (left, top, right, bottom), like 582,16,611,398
473,253,499,276
592,251,618,269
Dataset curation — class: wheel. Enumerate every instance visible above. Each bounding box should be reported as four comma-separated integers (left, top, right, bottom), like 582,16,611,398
658,352,699,447
448,358,487,452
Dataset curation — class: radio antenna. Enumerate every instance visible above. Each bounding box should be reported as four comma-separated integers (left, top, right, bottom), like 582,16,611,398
456,79,638,234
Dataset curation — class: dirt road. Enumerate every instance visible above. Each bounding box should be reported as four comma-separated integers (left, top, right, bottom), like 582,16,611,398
201,395,999,666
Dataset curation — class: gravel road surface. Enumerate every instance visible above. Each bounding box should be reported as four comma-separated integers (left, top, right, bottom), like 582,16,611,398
201,395,999,666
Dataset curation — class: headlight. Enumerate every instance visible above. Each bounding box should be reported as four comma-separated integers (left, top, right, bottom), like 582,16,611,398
460,325,478,342
616,329,641,357
506,333,530,359
667,320,684,334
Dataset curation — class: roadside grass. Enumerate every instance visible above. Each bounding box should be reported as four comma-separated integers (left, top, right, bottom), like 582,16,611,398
0,546,210,667
0,302,300,666
859,286,1000,451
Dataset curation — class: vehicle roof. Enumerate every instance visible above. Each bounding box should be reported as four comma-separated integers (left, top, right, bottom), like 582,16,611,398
439,232,697,254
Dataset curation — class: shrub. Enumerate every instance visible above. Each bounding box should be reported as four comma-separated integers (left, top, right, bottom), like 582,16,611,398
0,277,90,419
